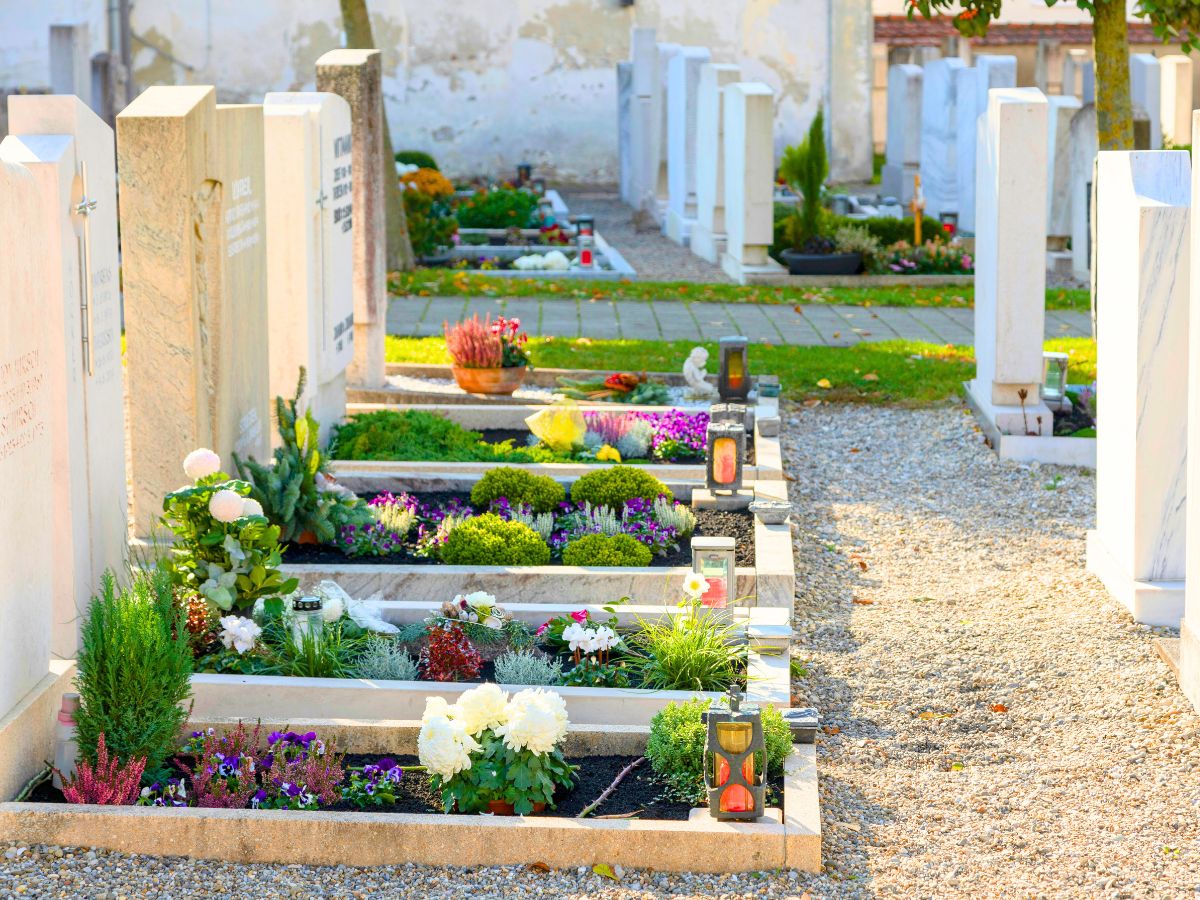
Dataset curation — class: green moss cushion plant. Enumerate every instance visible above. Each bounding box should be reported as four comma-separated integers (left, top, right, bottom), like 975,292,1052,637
570,466,673,510
646,698,794,803
439,513,552,566
470,467,565,514
562,533,653,568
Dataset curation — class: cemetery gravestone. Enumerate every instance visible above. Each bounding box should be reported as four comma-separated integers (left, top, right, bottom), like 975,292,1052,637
49,24,89,100
629,27,656,211
117,86,271,537
664,46,711,245
1061,50,1093,103
1046,95,1083,262
317,49,387,389
966,88,1053,436
1129,54,1162,151
955,55,1016,235
880,64,922,205
263,92,355,443
1068,104,1098,282
919,58,966,221
617,62,633,204
1,95,126,658
721,82,783,284
1087,149,1191,626
647,42,681,219
0,157,53,718
1160,56,1194,148
690,63,742,265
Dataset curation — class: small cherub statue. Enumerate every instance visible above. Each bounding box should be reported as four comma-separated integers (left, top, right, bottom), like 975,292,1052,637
683,346,719,399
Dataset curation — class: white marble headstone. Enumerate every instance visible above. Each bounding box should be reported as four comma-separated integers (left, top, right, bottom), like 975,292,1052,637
664,46,711,245
690,63,742,265
1061,50,1093,103
617,62,633,204
1180,111,1200,711
721,82,783,284
1068,104,1098,282
49,24,89,100
966,88,1051,435
0,157,53,717
1046,95,1082,239
1160,55,1194,148
264,92,355,444
1,95,127,658
919,58,966,221
880,64,922,204
629,27,657,211
955,56,1016,235
1130,54,1162,151
1087,149,1191,625
647,42,681,217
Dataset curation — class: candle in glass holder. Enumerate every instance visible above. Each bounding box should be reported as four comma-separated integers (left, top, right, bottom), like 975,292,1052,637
712,436,737,484
714,721,756,812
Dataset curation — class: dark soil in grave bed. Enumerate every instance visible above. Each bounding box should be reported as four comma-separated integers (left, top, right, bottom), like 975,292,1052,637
476,429,757,466
282,493,756,568
25,755,783,820
1052,403,1096,437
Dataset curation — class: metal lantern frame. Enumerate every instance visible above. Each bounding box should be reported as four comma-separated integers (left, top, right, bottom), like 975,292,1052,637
706,421,745,492
709,402,748,428
703,688,767,821
717,336,751,401
690,535,737,608
1042,351,1070,404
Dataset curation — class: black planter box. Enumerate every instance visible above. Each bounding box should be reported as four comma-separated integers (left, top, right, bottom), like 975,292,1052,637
780,250,863,276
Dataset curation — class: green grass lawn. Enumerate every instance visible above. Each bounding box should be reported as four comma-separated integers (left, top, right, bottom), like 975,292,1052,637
390,270,1090,312
387,335,1099,407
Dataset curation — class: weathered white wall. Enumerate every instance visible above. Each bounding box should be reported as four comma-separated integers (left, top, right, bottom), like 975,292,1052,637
0,0,831,183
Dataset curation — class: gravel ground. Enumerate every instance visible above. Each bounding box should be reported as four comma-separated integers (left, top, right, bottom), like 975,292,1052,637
7,403,1198,898
560,190,733,283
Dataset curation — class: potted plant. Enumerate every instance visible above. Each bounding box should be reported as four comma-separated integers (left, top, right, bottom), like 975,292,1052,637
778,108,863,276
444,313,530,395
399,165,458,266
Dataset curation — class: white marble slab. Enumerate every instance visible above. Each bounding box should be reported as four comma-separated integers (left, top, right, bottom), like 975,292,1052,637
1130,54,1163,151
691,63,741,264
1069,104,1098,281
664,46,710,245
955,56,1016,235
721,82,784,284
1182,110,1200,711
919,58,966,220
880,63,922,204
1046,95,1082,239
1160,55,1194,148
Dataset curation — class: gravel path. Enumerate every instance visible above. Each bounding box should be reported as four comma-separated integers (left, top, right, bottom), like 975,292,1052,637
6,404,1198,898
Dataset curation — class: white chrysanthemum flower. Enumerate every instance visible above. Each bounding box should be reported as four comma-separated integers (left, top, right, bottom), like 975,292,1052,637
241,497,264,518
459,591,497,611
209,489,245,523
417,714,479,779
422,696,454,723
321,596,345,623
218,615,262,654
183,448,221,481
496,689,569,755
682,572,710,598
454,682,510,736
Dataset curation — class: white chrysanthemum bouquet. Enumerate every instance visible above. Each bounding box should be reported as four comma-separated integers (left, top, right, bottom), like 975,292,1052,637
417,683,576,815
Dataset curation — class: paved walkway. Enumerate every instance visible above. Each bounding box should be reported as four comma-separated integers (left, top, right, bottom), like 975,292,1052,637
388,296,1093,346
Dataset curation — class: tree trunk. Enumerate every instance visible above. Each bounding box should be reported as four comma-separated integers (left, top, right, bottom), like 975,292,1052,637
1092,0,1133,151
339,0,415,272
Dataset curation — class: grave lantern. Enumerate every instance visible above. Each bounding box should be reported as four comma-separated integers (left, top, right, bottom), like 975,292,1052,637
575,214,596,269
704,686,766,820
718,336,750,401
706,421,745,492
709,402,747,427
939,211,958,236
292,596,324,645
691,535,736,608
516,162,532,185
1042,351,1069,404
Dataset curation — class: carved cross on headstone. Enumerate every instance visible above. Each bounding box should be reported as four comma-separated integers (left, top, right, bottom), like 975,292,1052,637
73,160,97,376
315,188,329,209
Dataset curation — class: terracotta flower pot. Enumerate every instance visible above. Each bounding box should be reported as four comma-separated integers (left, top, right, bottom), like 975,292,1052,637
296,529,319,545
451,365,528,396
485,800,547,816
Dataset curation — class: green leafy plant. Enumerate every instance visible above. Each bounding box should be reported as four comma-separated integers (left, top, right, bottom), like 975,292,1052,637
562,533,653,568
329,409,552,463
453,187,538,229
779,107,828,251
493,649,564,686
570,467,673,510
634,599,743,692
395,149,439,170
74,569,193,779
832,225,881,265
235,369,373,544
267,619,366,680
439,513,552,566
470,467,565,514
646,698,793,803
560,657,632,688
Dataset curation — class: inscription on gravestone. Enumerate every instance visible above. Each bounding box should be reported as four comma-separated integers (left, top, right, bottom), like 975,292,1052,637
0,350,48,463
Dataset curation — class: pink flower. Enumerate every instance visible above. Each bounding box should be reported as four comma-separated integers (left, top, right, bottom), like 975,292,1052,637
536,621,550,637
570,610,588,624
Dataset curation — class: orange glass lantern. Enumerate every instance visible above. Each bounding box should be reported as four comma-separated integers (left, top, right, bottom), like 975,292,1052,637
706,422,744,493
704,687,765,820
718,336,750,401
691,536,736,608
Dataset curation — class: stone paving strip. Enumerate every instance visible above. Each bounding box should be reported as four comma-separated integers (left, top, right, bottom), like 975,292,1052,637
388,296,1093,345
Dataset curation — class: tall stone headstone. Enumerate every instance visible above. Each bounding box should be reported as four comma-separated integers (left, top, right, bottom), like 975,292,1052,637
690,63,742,265
1087,150,1191,626
966,88,1052,437
721,82,783,285
1068,104,1099,282
117,86,270,537
647,42,681,219
316,49,387,389
617,62,633,204
49,24,89,100
628,28,656,212
881,64,923,205
263,93,355,443
664,46,711,245
1,96,127,658
828,0,874,182
1130,54,1162,151
1178,111,1200,714
0,158,53,718
955,56,1017,235
1061,50,1093,102
1034,39,1063,95
919,58,967,221
1160,55,1194,148
1046,95,1083,240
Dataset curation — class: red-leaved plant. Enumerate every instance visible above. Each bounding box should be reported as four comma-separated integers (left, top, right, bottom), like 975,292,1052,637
59,733,146,805
420,622,483,681
445,315,504,369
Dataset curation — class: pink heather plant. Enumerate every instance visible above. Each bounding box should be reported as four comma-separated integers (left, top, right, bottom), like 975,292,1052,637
179,721,263,809
60,733,146,805
445,315,504,368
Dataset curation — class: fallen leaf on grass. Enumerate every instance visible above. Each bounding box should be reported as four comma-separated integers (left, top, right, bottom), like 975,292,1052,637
832,331,841,338
862,372,879,382
593,863,620,881
816,378,832,389
990,703,1009,713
